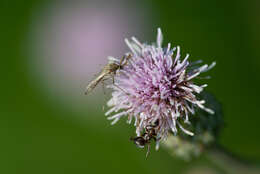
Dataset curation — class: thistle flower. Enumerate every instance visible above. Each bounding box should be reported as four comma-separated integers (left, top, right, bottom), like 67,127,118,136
105,28,215,147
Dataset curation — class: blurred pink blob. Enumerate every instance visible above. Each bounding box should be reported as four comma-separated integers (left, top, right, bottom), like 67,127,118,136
28,0,151,113
47,7,134,80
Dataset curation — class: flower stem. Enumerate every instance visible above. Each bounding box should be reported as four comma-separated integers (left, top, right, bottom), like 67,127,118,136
205,144,260,174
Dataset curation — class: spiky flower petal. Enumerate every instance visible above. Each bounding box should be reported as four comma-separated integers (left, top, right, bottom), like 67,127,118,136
106,28,215,145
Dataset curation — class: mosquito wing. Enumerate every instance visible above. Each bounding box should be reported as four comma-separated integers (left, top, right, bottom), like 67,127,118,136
85,70,107,95
85,57,120,95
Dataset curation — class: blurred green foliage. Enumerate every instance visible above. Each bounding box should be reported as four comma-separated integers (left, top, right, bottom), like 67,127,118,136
2,0,260,174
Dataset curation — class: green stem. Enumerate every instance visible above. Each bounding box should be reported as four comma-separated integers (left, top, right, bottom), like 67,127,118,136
206,144,260,174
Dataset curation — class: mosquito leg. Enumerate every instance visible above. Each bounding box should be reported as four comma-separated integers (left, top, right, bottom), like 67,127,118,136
112,76,115,84
102,81,106,95
121,54,132,66
101,80,109,110
107,74,129,96
119,55,125,66
113,83,129,96
100,75,111,94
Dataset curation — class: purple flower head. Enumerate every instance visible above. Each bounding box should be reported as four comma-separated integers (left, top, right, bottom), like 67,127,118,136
105,28,215,147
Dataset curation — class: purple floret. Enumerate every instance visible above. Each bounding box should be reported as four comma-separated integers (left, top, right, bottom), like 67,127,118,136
105,28,215,148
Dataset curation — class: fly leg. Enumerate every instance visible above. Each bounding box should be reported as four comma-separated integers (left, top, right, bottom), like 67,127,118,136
146,144,151,159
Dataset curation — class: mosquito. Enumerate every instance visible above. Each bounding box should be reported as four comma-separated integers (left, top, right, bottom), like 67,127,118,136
85,54,132,95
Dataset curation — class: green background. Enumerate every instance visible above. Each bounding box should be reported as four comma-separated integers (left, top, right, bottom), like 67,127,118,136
2,0,260,173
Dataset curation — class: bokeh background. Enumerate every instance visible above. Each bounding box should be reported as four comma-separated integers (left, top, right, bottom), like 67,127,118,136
2,0,260,173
